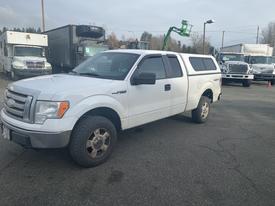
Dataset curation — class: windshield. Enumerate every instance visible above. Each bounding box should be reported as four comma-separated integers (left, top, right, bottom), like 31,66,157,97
219,53,244,62
73,52,140,80
14,47,43,57
249,56,272,64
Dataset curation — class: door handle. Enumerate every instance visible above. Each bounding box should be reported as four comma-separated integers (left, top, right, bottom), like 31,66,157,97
164,84,171,91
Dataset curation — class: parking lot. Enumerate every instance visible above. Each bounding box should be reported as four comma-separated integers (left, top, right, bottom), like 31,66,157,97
0,76,275,206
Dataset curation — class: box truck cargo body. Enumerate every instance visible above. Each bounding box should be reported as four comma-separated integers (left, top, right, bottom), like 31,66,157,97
45,25,108,73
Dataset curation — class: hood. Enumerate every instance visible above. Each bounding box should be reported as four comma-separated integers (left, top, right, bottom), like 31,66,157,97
225,61,248,65
13,56,46,62
252,64,274,74
10,74,124,101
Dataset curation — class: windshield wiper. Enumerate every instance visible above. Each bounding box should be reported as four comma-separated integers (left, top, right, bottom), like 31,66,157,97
77,72,100,77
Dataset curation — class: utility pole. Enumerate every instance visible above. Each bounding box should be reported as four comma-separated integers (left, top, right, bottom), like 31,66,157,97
41,0,45,32
221,31,225,49
203,22,206,54
256,26,259,44
203,19,214,54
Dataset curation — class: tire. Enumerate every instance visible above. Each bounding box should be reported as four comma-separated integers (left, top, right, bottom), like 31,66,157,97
192,96,211,124
69,116,117,167
271,80,275,86
10,70,19,81
242,79,252,87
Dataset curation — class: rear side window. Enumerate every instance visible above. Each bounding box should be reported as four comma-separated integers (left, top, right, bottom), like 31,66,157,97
167,56,183,77
189,57,217,71
137,56,166,79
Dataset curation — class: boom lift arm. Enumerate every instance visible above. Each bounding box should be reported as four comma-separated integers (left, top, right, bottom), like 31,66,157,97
162,20,193,50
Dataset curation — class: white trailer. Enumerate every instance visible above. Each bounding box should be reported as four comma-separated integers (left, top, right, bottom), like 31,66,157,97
0,31,52,80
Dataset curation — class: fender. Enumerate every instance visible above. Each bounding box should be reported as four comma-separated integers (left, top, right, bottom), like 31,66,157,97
185,80,215,111
64,94,127,130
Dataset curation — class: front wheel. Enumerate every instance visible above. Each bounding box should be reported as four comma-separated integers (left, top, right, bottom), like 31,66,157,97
242,79,252,87
69,116,117,167
192,96,211,124
10,70,19,81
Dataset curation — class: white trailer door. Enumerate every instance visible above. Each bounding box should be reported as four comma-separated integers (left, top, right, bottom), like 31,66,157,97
164,54,188,115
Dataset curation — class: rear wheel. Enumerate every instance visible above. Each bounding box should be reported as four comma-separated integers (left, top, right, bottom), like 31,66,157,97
69,116,117,167
192,96,211,123
242,79,252,87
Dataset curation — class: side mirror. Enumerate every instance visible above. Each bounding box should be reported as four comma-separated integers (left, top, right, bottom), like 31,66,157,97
132,72,156,85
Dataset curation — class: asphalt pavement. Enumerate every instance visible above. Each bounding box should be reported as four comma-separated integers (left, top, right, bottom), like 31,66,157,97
0,77,275,206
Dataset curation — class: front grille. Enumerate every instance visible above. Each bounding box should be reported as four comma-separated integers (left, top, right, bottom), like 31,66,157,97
4,89,33,122
26,61,45,69
228,64,248,74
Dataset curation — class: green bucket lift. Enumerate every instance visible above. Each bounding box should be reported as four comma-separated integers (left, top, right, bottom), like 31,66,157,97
162,20,193,50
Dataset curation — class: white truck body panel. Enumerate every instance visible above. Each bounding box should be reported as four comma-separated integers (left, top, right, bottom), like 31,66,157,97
3,31,48,47
221,44,273,56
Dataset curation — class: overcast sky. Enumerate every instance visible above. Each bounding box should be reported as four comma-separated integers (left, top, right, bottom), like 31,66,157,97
0,0,274,47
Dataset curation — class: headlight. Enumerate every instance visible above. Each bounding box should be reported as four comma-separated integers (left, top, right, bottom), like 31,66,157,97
248,69,253,74
12,62,25,69
45,63,52,69
35,101,69,124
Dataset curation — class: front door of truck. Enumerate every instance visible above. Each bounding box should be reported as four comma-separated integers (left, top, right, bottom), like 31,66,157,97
127,55,171,128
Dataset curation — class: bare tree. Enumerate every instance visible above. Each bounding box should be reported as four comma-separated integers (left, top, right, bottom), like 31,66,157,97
262,21,275,48
107,32,120,49
190,32,211,54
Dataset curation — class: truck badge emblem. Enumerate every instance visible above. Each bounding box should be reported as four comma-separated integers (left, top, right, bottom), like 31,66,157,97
7,99,16,107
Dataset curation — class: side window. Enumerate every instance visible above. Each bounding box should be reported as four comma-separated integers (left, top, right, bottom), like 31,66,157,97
137,56,166,79
203,58,217,70
167,56,183,78
189,57,217,71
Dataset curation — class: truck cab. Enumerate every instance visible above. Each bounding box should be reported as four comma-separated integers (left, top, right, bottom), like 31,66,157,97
245,55,275,85
0,31,52,80
218,52,253,87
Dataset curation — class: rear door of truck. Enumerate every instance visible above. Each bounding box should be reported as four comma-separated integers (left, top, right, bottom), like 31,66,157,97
163,54,188,115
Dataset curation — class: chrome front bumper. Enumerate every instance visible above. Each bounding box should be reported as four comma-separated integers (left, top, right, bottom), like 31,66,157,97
0,118,71,149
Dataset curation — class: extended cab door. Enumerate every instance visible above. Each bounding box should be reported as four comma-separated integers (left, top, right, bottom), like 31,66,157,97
127,54,171,128
163,54,188,115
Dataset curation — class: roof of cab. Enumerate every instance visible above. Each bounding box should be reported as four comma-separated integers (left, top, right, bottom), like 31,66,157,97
104,49,214,58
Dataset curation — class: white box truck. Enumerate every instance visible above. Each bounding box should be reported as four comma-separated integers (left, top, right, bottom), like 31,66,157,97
0,31,52,80
219,46,253,87
221,44,275,85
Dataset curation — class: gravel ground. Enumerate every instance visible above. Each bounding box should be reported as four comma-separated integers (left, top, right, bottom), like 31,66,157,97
0,77,275,206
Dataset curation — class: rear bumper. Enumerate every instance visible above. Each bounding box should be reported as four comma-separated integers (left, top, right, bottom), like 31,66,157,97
0,119,71,149
254,74,275,80
222,74,254,80
13,68,52,77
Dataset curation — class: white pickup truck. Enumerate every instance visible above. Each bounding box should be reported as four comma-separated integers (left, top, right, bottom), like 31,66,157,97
0,50,221,167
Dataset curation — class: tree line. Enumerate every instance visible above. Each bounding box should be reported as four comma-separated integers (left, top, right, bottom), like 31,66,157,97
0,27,41,35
